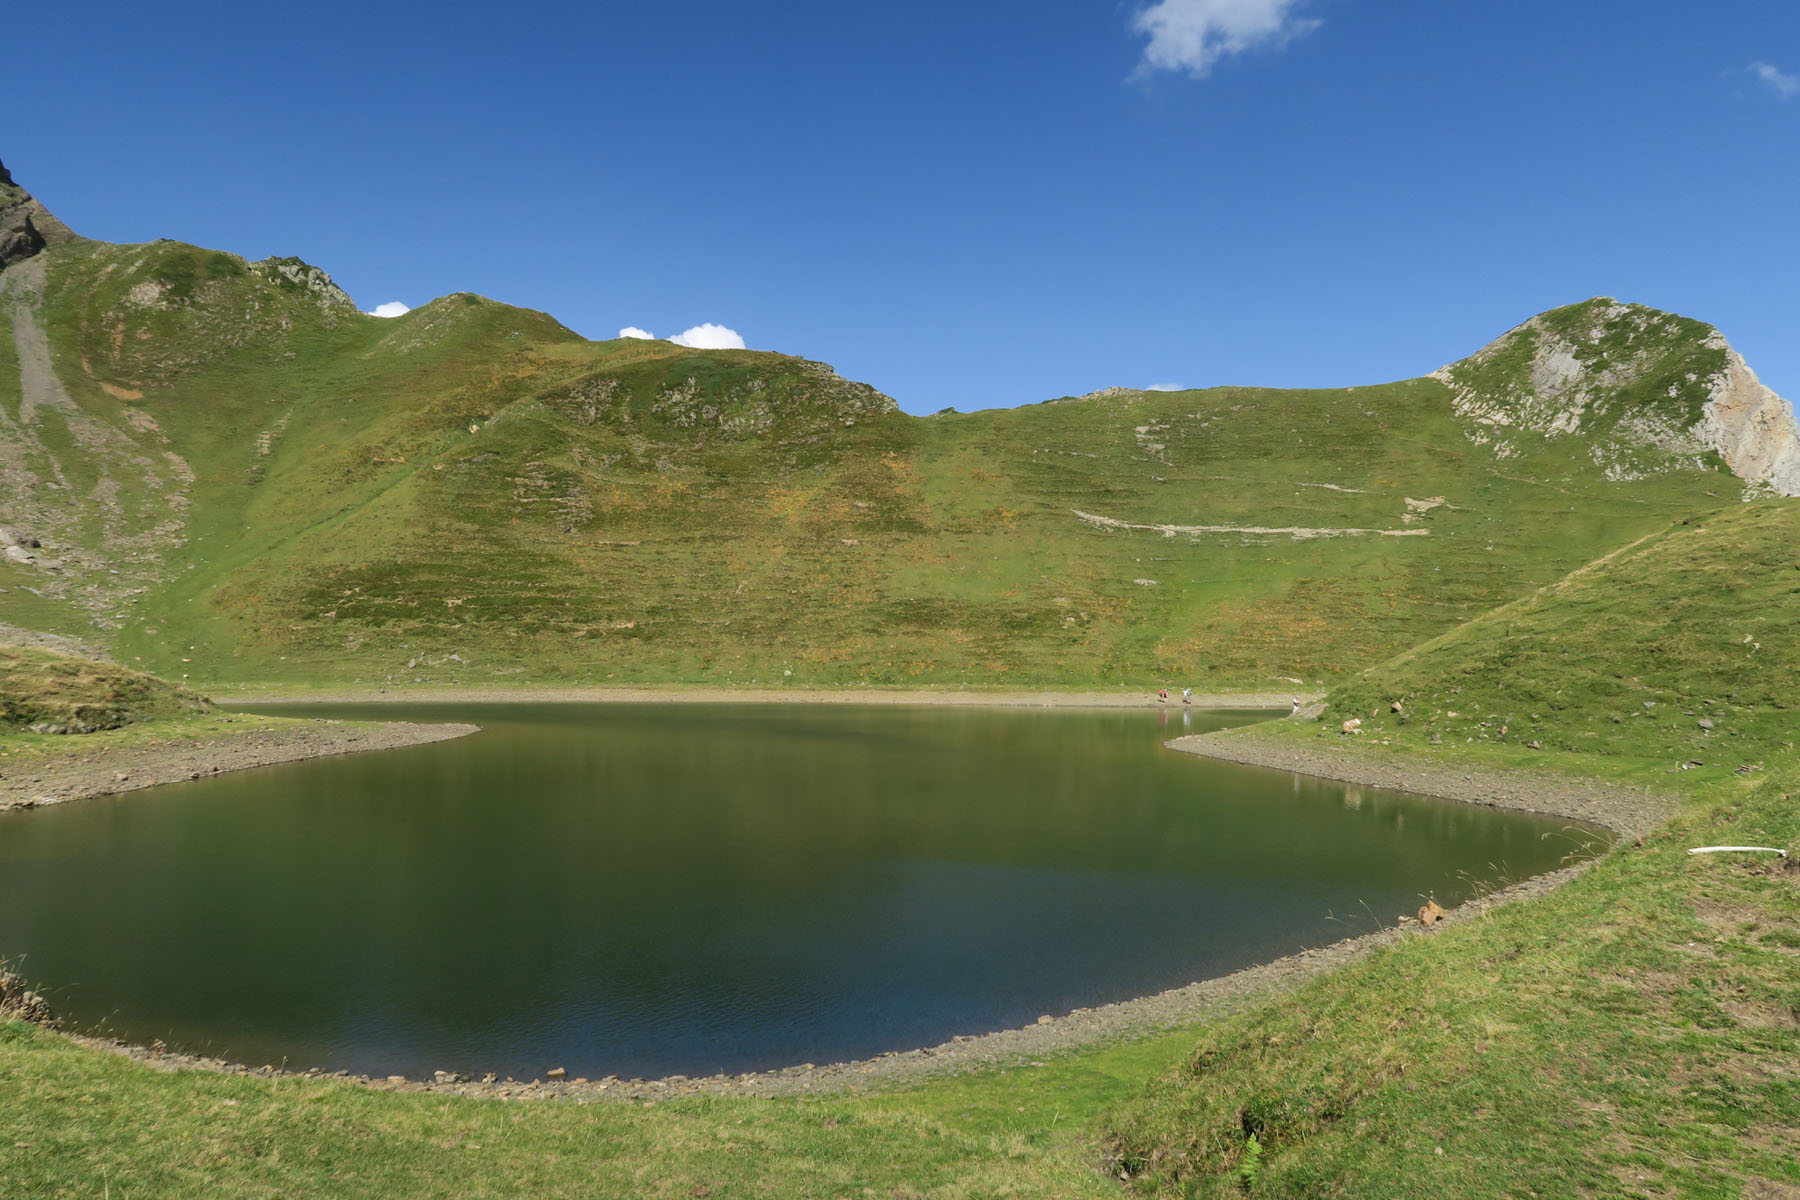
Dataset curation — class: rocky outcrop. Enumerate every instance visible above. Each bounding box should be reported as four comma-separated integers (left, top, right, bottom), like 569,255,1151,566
0,970,57,1027
1694,340,1800,495
1432,298,1800,495
251,255,358,312
0,157,76,272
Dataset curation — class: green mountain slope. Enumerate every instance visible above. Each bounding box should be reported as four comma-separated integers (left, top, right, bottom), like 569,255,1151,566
1,164,1795,689
1094,492,1800,1200
1321,498,1800,762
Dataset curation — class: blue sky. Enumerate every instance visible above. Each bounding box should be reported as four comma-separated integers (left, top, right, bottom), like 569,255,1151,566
10,1,1796,413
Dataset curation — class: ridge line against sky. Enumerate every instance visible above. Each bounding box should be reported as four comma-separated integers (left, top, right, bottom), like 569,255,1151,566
8,1,1797,414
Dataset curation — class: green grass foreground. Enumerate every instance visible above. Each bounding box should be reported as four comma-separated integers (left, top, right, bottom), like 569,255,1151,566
0,1015,1187,1198
1097,499,1800,1196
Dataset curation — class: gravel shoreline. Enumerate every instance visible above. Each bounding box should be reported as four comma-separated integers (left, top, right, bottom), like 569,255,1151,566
230,685,1308,710
65,858,1593,1102
4,714,1680,1103
1167,726,1678,841
0,720,480,811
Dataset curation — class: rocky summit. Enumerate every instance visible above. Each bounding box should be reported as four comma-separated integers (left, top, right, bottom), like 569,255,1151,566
1430,298,1800,495
0,158,76,272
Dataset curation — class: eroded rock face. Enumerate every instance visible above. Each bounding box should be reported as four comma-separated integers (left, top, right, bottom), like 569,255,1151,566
251,256,359,313
0,157,77,272
1432,298,1800,495
1695,342,1800,496
0,206,46,267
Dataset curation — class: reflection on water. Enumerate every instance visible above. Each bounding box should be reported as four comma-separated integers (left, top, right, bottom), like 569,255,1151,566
0,703,1605,1080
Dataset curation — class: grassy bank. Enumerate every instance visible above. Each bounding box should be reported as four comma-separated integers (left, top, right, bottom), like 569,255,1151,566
1100,732,1798,1197
1,1012,1196,1198
1098,498,1800,1196
1317,499,1800,763
0,646,437,809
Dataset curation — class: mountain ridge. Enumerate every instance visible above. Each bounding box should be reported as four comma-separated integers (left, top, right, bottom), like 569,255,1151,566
0,162,1794,690
1428,297,1800,495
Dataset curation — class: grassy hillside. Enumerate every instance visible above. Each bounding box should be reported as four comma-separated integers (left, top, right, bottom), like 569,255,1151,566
2,231,1751,690
1098,769,1798,1198
0,643,209,732
1320,499,1800,762
1095,501,1800,1198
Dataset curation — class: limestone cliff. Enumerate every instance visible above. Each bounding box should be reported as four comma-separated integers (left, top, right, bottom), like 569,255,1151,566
1431,298,1800,496
1694,340,1800,495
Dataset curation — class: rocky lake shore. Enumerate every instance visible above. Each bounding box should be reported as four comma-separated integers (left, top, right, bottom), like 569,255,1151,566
1167,726,1677,841
0,719,479,811
0,707,1682,1103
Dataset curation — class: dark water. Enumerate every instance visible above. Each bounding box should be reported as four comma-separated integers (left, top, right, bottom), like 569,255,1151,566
0,703,1604,1080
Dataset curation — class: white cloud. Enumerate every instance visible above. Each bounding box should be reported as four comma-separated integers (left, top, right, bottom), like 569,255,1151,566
368,301,410,319
1145,381,1186,392
618,326,656,340
1131,0,1321,79
1751,61,1799,99
669,323,746,350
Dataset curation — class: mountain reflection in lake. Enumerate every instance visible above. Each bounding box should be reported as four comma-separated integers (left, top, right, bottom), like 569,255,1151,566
0,703,1604,1080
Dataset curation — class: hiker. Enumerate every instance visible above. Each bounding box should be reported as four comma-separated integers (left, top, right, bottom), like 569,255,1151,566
1181,687,1192,705
1157,687,1167,703
1291,695,1301,715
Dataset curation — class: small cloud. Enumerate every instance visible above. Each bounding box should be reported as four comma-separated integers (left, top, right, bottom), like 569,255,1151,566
669,323,746,350
618,326,656,340
1145,381,1185,392
1131,0,1321,79
1751,61,1799,99
368,301,410,319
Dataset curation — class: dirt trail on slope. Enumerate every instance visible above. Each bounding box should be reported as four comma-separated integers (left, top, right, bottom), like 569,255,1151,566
2,256,107,439
0,259,66,499
1072,509,1429,540
0,255,194,627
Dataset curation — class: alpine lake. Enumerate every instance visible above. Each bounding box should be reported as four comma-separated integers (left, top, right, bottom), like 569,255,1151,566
0,703,1605,1082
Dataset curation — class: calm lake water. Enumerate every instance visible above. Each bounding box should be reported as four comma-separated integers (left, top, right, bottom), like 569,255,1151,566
0,703,1604,1080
